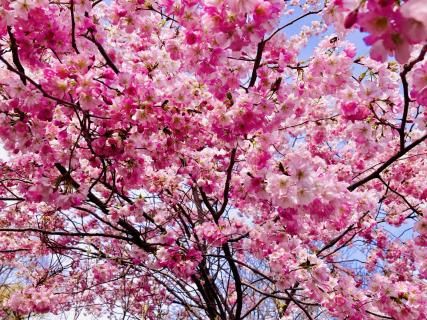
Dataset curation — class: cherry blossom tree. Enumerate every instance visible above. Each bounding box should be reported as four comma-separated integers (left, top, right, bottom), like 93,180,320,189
0,0,426,319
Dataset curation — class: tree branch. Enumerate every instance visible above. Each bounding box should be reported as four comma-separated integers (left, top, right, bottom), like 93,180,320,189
85,32,120,74
0,55,76,107
54,163,157,253
348,133,427,191
217,147,237,218
399,45,427,151
0,197,24,201
70,0,80,54
222,243,243,319
248,40,265,88
264,10,322,43
0,227,131,241
377,175,422,216
7,26,26,85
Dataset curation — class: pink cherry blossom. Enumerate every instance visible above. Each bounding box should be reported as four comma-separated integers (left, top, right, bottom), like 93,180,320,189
0,0,426,319
400,0,427,43
341,101,369,121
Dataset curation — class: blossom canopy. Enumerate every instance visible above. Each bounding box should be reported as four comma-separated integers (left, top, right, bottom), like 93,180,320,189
0,0,426,319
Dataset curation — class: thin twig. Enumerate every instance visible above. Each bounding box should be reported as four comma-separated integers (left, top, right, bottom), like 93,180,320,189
264,10,322,43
